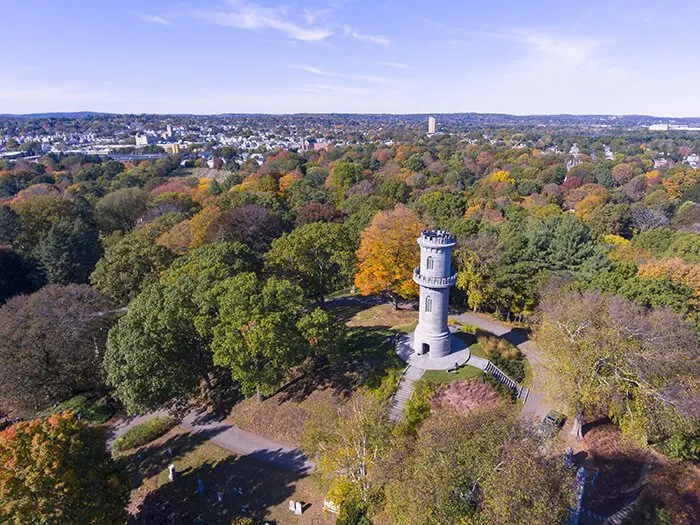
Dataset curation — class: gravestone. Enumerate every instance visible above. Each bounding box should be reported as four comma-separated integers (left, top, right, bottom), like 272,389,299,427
168,464,176,482
294,501,303,516
288,500,295,512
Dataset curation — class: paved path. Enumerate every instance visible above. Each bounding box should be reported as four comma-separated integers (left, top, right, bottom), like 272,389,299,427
452,311,553,420
181,411,313,474
107,409,313,475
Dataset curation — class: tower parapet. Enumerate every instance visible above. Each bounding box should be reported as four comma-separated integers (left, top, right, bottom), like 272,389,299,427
413,229,456,359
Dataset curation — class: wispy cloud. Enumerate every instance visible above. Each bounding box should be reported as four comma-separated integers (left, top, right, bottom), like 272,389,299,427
302,7,333,25
288,64,388,84
374,61,408,69
130,12,170,26
343,26,390,46
495,30,607,66
192,0,332,42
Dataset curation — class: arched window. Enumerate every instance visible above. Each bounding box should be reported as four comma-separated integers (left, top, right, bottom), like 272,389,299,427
425,295,432,313
426,256,434,270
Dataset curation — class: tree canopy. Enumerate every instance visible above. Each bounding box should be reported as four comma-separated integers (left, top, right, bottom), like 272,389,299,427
0,412,129,525
265,221,355,305
0,285,113,416
355,204,424,307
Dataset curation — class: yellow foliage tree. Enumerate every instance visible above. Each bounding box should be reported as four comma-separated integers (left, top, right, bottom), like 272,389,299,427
639,258,700,308
602,235,651,264
279,172,302,194
575,192,607,220
355,204,424,308
486,170,515,185
189,205,222,248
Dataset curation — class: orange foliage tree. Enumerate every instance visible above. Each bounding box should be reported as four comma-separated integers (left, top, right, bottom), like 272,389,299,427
639,258,700,308
354,204,424,308
0,412,129,524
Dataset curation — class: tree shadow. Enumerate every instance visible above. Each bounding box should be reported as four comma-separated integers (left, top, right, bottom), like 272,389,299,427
276,326,401,404
502,327,530,347
126,426,230,484
580,422,649,515
131,450,306,524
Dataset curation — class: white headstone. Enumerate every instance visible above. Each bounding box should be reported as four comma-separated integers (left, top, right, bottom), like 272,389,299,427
294,501,303,515
288,500,296,512
168,464,176,481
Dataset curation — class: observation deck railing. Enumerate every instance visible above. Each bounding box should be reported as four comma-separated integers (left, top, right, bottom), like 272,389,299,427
413,267,458,287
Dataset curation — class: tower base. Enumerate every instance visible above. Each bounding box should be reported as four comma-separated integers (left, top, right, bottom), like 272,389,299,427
396,332,470,371
413,327,451,359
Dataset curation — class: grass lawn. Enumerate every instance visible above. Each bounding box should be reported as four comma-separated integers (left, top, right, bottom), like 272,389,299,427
344,303,418,330
124,427,333,525
522,356,533,387
422,366,485,384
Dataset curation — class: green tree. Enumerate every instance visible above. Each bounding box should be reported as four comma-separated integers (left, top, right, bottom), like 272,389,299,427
0,412,129,525
95,188,148,233
328,162,363,194
91,231,175,305
416,190,466,226
0,247,38,303
0,285,113,416
265,222,355,306
208,273,340,398
104,279,213,414
35,218,101,284
104,242,257,413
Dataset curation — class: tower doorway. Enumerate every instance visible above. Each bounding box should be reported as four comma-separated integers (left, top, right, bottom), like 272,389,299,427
422,343,430,355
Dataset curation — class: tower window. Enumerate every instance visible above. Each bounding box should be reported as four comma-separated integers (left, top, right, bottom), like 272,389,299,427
426,256,434,270
426,295,432,313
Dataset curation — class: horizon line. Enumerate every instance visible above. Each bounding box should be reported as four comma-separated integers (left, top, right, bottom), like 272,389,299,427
2,110,700,120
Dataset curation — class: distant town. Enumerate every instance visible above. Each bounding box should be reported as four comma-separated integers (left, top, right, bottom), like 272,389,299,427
1,112,699,169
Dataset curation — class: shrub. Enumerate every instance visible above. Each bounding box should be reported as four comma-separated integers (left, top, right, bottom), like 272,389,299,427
399,381,435,435
656,431,700,462
482,375,516,402
479,335,526,382
37,395,114,424
113,416,176,453
460,324,479,334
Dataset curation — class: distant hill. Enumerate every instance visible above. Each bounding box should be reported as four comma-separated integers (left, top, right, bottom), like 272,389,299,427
0,112,115,118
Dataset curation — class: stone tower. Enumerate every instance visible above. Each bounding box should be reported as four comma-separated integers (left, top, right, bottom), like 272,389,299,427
413,229,457,359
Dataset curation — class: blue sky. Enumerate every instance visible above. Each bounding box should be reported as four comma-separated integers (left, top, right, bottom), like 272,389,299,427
2,0,699,115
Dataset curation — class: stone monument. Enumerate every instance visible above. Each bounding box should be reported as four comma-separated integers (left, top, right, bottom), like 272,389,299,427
412,229,457,359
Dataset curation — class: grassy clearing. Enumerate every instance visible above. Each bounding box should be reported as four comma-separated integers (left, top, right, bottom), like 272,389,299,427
229,307,405,445
113,416,176,453
345,303,418,329
124,427,332,524
422,366,485,384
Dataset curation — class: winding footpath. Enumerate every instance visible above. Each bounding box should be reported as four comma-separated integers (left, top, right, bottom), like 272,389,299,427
107,409,313,474
107,305,551,477
452,311,553,420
